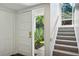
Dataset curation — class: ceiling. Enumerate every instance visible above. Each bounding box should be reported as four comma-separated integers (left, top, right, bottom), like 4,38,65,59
0,3,40,11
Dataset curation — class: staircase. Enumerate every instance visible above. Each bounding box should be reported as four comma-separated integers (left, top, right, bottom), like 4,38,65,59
53,27,79,56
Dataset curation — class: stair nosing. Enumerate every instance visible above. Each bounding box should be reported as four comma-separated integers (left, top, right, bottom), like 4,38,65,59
57,35,75,37
58,29,74,31
59,27,74,28
56,39,76,43
55,44,77,48
58,32,75,34
54,49,79,56
57,36,76,38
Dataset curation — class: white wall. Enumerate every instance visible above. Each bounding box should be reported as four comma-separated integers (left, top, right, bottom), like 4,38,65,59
74,6,79,52
0,4,51,56
0,9,16,56
50,3,61,55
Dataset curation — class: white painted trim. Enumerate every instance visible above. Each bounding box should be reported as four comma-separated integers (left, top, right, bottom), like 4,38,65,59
17,4,47,14
32,11,34,56
74,8,79,53
0,5,16,13
44,3,50,56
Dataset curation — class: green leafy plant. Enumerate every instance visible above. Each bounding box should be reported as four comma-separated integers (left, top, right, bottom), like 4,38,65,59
34,16,44,49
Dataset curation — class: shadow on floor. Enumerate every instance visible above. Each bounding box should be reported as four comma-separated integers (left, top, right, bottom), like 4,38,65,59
11,53,24,56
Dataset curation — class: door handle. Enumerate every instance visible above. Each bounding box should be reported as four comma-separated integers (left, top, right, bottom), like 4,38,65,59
29,31,32,38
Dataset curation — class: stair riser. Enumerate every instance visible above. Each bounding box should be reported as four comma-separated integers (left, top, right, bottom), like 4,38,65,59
58,29,74,32
53,51,76,56
57,33,75,36
57,37,76,41
59,28,74,30
56,41,77,46
54,45,78,53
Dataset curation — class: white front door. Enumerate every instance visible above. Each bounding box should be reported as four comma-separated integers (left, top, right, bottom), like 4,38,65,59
16,11,32,56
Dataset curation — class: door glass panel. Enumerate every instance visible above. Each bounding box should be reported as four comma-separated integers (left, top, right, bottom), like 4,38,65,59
34,15,44,56
34,15,44,49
